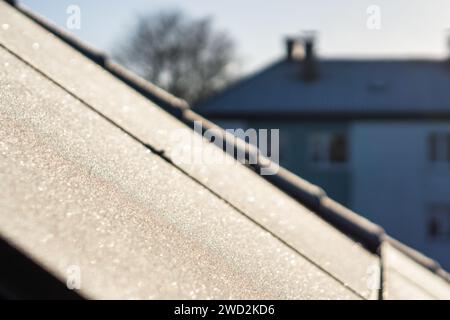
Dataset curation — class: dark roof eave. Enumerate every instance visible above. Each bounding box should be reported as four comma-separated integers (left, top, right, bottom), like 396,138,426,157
0,235,84,299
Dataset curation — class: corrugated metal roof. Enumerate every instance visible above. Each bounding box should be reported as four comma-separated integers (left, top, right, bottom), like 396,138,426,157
1,0,449,299
197,59,450,118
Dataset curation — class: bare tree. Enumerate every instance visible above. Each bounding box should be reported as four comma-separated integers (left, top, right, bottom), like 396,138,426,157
114,10,237,104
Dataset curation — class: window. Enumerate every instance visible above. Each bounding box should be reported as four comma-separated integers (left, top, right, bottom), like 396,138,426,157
428,205,450,240
309,132,347,166
428,133,450,163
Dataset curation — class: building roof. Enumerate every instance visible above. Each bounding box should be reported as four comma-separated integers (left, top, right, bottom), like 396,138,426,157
197,58,450,119
0,0,449,299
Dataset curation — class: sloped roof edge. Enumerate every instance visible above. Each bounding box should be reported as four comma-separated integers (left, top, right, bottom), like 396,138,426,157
5,0,448,282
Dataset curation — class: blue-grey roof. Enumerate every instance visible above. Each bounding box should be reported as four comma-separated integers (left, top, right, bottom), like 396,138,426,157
197,59,450,118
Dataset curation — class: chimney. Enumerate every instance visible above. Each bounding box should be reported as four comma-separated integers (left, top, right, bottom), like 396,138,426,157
447,32,450,65
285,37,297,61
301,36,318,81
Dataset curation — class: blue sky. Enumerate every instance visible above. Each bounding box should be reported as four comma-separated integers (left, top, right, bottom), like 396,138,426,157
21,0,450,75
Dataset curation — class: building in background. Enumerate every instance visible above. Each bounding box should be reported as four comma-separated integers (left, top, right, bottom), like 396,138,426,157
197,36,450,270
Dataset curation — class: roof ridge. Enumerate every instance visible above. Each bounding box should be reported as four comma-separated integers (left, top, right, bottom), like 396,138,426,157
6,0,448,282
